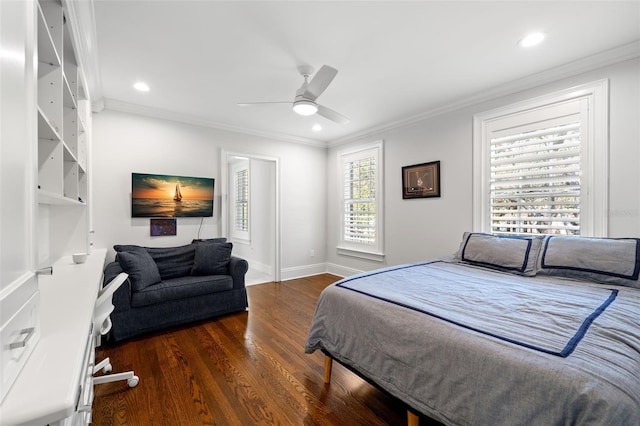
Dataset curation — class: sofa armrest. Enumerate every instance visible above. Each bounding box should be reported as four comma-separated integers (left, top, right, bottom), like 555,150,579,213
229,256,249,289
103,261,133,312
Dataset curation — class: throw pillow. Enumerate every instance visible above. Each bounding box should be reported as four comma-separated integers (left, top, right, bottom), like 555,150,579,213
191,242,233,276
115,243,197,279
117,249,162,291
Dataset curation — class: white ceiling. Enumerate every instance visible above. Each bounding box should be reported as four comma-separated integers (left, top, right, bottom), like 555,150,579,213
87,1,640,145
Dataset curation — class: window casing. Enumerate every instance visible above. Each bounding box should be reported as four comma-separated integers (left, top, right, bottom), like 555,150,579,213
337,141,384,261
473,80,608,237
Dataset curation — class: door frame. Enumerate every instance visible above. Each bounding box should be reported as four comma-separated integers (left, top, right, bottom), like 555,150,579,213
220,149,281,282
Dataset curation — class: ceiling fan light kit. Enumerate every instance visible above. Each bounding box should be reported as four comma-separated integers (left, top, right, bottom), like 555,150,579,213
239,64,350,124
293,99,318,116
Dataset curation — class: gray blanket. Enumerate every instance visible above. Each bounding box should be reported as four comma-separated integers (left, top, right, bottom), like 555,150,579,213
305,261,640,425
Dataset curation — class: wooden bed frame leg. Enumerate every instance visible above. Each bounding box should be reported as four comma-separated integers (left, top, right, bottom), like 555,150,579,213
323,355,333,384
408,410,419,426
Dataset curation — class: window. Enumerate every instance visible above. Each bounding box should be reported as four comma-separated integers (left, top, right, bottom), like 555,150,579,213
235,168,249,232
230,161,250,241
338,141,384,260
473,80,608,236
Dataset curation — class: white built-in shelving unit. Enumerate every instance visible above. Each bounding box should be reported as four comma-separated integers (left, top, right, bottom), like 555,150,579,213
36,0,91,265
37,0,88,206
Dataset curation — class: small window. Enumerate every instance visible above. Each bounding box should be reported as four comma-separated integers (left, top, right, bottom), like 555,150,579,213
337,141,384,261
235,168,249,232
230,161,250,241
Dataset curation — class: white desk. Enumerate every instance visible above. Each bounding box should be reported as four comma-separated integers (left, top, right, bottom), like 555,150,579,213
0,249,106,426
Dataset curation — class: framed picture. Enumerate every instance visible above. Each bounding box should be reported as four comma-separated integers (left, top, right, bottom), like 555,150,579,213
402,160,441,199
150,218,177,236
132,172,214,218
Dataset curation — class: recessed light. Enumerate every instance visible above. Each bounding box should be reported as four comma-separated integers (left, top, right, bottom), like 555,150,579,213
133,81,150,92
312,124,322,132
519,32,545,48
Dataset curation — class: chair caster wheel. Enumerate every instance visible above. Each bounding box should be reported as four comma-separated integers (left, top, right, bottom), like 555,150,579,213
127,376,139,387
103,363,112,374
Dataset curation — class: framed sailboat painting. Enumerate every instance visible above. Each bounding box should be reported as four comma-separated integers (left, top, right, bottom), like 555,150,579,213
131,172,214,217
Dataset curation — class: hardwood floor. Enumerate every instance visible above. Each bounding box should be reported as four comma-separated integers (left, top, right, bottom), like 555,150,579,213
92,274,441,426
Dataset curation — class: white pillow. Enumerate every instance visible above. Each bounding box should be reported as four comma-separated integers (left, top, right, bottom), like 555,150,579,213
455,232,544,276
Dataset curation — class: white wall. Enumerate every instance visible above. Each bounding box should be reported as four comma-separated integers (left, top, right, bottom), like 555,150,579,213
92,109,327,272
327,58,640,275
92,59,638,279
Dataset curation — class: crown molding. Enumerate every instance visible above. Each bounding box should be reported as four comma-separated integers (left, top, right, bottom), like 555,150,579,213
63,0,103,110
103,99,327,148
328,41,640,147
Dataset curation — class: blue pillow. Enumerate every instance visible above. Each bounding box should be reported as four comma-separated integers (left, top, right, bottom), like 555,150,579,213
191,242,233,276
115,243,196,279
117,249,161,291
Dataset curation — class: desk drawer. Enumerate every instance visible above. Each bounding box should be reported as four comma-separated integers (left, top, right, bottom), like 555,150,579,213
0,291,40,402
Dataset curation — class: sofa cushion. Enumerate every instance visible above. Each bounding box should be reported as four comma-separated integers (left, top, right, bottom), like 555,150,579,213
191,241,233,276
115,243,196,279
117,249,161,291
191,237,227,244
130,275,234,307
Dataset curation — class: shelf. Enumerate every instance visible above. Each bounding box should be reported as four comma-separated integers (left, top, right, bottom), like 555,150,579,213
62,142,77,162
37,1,62,67
62,76,77,109
38,189,85,206
37,108,62,141
37,63,63,134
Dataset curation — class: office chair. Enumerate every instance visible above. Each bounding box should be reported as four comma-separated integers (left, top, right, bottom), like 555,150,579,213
92,272,139,387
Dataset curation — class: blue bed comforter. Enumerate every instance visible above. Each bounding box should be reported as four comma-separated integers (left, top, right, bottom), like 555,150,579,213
305,260,640,425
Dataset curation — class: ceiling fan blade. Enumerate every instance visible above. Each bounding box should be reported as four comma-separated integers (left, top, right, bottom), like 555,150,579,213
237,101,291,107
304,65,338,100
317,104,350,124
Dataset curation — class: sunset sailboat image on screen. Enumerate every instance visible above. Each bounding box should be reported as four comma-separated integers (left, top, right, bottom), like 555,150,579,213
131,173,214,217
173,182,182,202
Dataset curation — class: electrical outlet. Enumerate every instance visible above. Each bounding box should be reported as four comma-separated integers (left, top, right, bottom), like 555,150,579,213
310,249,315,257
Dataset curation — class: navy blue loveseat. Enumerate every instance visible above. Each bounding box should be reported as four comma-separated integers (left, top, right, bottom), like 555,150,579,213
102,238,248,342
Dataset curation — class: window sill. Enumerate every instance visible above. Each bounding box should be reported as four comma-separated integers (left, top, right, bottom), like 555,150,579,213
337,247,385,262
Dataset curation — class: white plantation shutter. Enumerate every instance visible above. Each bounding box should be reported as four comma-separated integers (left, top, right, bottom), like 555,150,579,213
338,141,384,260
474,81,609,237
235,168,249,232
491,120,582,235
343,157,376,244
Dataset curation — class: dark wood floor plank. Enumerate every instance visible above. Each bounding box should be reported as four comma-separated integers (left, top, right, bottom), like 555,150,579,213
92,274,437,426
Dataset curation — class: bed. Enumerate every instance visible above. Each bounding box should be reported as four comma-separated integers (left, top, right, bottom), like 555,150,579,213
305,233,640,426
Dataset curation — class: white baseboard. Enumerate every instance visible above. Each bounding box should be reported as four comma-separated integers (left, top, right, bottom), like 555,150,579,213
326,263,363,278
246,259,273,276
279,262,364,281
280,263,328,281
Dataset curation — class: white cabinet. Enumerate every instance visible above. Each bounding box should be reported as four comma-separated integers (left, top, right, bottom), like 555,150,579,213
1,0,93,416
0,251,107,426
0,0,40,404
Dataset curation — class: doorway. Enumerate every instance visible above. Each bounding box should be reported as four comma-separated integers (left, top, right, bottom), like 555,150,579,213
221,151,280,285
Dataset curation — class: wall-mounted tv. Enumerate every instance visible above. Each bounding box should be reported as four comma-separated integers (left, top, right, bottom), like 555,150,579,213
131,172,214,218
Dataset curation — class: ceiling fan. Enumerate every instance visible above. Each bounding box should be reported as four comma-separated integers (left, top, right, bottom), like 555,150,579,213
238,65,350,124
